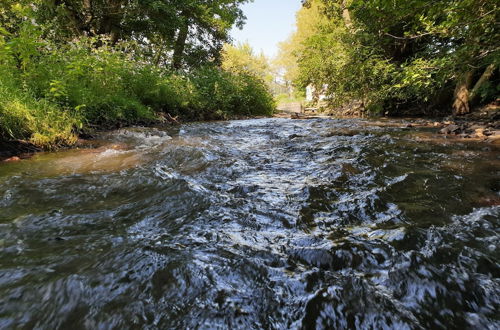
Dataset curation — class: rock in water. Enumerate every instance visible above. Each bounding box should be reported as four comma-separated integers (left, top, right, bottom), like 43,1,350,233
439,124,460,135
3,156,21,162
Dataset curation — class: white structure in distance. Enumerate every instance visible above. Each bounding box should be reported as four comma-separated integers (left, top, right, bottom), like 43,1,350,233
306,84,329,102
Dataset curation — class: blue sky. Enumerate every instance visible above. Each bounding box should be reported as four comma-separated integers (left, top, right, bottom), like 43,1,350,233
230,0,302,59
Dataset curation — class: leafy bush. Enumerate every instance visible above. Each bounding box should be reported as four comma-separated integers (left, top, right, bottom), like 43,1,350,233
189,66,275,120
0,33,275,148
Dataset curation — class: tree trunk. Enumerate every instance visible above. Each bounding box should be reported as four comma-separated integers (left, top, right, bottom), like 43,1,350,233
452,71,474,116
100,0,123,44
470,64,496,104
341,0,353,30
82,0,93,26
172,18,189,70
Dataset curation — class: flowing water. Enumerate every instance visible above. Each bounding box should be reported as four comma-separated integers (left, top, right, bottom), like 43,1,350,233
0,118,499,329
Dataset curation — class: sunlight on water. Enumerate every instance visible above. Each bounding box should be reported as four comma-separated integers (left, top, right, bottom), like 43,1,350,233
0,118,499,329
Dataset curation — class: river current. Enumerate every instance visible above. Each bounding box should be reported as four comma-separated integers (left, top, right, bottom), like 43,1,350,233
0,118,499,329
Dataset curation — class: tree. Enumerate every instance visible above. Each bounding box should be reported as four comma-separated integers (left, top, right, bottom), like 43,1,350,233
274,0,324,91
9,0,252,69
221,42,271,82
284,0,499,115
170,0,251,69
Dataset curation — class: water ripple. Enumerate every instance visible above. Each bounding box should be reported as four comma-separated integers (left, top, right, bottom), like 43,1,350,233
0,118,498,329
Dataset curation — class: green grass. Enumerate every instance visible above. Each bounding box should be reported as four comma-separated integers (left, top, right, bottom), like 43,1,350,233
0,83,79,148
0,42,275,149
275,93,305,106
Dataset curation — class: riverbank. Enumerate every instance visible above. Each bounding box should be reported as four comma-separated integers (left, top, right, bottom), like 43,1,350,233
277,102,500,144
0,112,277,162
3,110,500,163
0,140,41,162
1,42,275,156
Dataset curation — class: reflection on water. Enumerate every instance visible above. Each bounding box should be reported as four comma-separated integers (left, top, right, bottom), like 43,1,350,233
0,118,499,329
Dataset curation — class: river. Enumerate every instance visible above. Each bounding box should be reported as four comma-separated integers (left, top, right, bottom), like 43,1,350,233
0,118,499,329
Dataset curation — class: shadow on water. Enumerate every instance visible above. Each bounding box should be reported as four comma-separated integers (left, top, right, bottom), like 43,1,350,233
0,118,499,329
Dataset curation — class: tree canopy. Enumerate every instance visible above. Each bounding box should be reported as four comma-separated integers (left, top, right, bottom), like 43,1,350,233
281,0,499,115
222,42,271,82
0,0,277,148
1,0,251,68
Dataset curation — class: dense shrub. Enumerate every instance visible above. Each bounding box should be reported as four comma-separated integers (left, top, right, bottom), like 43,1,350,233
189,66,275,120
0,51,79,148
0,36,275,148
283,0,498,116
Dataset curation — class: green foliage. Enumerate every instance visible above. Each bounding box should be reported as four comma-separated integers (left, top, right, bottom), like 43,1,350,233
19,39,156,126
284,0,499,115
0,79,80,148
0,35,274,147
275,0,324,87
275,93,305,106
222,43,272,82
32,0,251,68
0,1,275,149
187,66,275,119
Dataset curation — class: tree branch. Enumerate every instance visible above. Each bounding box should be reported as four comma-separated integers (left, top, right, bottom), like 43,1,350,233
384,32,434,40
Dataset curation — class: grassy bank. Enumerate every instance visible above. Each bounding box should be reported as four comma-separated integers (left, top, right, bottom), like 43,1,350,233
0,41,275,150
0,0,278,150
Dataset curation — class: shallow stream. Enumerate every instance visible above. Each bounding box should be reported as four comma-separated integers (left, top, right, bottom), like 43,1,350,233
0,118,499,329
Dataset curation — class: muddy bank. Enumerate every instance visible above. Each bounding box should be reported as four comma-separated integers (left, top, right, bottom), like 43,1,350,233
0,140,41,162
0,139,100,163
434,107,500,143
